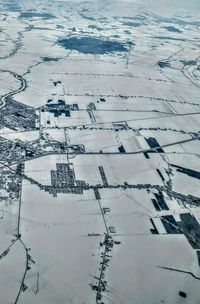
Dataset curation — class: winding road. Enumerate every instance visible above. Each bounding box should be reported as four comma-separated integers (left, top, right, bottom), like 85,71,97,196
0,70,26,109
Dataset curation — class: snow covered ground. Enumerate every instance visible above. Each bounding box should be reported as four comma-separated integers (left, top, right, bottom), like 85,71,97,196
0,0,199,303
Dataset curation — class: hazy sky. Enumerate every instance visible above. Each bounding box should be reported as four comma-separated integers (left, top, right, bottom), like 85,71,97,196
126,0,200,16
9,0,200,20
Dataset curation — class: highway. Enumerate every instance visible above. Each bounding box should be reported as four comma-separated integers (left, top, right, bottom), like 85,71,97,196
11,134,200,164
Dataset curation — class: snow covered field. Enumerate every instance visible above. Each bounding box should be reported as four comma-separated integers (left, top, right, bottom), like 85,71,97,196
0,0,199,303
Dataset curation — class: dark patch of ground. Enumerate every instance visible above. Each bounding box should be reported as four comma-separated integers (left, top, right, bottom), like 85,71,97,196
19,12,55,19
58,37,128,54
163,26,182,33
